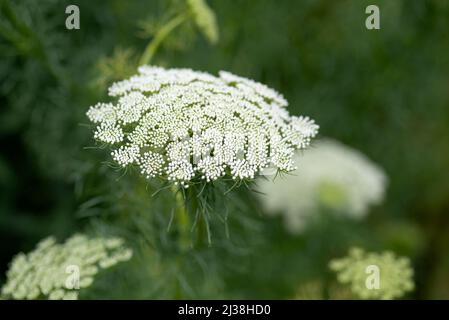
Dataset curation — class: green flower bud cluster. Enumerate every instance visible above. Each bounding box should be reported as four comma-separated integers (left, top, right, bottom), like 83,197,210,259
1,234,133,300
329,247,414,300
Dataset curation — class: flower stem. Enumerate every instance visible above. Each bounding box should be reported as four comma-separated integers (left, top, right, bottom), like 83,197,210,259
139,13,189,66
196,208,207,248
190,184,210,248
171,183,211,250
171,185,191,250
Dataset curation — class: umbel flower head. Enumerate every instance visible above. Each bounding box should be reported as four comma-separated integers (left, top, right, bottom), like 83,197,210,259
1,234,132,300
87,66,318,187
329,247,414,300
257,139,387,233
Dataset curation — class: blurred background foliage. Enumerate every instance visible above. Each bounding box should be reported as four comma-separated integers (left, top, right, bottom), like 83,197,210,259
0,0,448,299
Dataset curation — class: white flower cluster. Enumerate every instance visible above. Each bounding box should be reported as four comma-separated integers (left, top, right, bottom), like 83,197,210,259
87,66,318,187
1,234,132,300
257,139,387,233
329,248,414,300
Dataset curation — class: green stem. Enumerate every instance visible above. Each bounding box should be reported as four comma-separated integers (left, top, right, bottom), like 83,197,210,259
196,209,206,248
170,184,210,250
139,13,189,66
190,184,209,248
172,185,191,250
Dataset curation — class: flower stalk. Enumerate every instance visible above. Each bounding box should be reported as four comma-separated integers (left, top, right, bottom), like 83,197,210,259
172,185,191,251
139,13,189,66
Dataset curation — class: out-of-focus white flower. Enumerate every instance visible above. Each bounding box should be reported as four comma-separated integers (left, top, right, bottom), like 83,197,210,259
257,139,387,233
1,234,132,300
87,66,318,187
329,247,414,300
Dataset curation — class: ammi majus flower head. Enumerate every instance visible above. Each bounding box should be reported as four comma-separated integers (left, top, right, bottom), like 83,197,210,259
257,139,387,233
87,66,318,187
1,234,132,300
